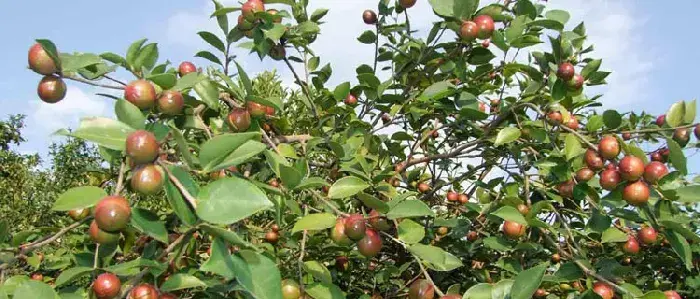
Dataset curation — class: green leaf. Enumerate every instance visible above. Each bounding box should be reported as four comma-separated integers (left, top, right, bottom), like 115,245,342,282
52,186,107,211
310,8,329,22
509,263,547,299
527,19,563,31
194,78,220,110
674,185,700,203
280,165,303,189
408,244,463,271
130,208,168,243
172,72,205,91
35,39,61,69
552,79,567,101
357,30,377,44
468,47,495,65
200,237,236,279
59,53,103,72
454,0,480,20
462,283,492,299
494,127,521,146
194,51,222,66
545,10,570,24
581,59,602,78
304,261,332,284
164,165,198,226
196,176,273,225
601,227,627,243
305,282,346,299
418,81,455,101
602,110,622,129
55,117,135,151
427,0,455,17
328,176,370,199
12,280,59,299
198,31,226,52
231,250,283,299
55,267,93,287
586,115,604,132
292,213,336,233
638,291,667,299
100,52,126,66
554,262,584,281
133,43,158,70
398,219,425,244
235,61,252,95
684,99,696,124
387,200,434,219
491,206,528,225
160,274,206,292
666,101,686,127
146,73,177,89
264,23,287,42
298,21,320,35
491,279,514,299
294,177,330,190
200,224,256,250
564,134,582,160
125,38,147,68
212,0,229,33
198,132,263,172
356,193,390,213
666,230,693,270
114,99,146,129
666,138,687,175
333,82,351,101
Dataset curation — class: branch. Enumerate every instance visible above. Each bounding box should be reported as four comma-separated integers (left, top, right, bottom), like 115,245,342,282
114,161,126,196
273,134,313,144
283,57,318,117
62,74,124,90
159,162,198,209
261,129,282,155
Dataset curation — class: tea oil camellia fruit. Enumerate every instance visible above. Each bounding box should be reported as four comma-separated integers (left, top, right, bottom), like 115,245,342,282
565,117,579,130
37,75,67,103
409,279,435,299
28,43,58,75
460,21,479,41
129,284,158,299
417,182,430,193
622,132,632,140
344,214,366,241
585,149,605,171
68,208,90,221
89,220,120,245
267,9,282,23
503,220,526,239
695,124,700,139
547,111,563,125
178,61,196,77
567,74,584,90
357,229,382,258
94,196,131,232
517,204,530,216
656,114,666,126
557,62,575,81
458,193,469,204
265,231,279,243
575,168,595,182
592,282,614,299
557,180,575,199
242,0,265,21
639,226,658,245
622,180,650,206
622,236,640,254
124,80,156,110
673,128,690,147
643,161,668,184
599,169,622,191
131,164,164,195
598,135,620,160
399,0,417,9
473,14,495,39
247,101,267,117
344,93,358,106
664,290,682,299
369,210,391,231
93,272,121,299
618,156,645,181
126,130,159,165
330,218,353,246
30,273,43,281
446,190,458,202
269,44,286,61
281,279,301,299
363,10,378,24
227,108,252,132
157,90,184,115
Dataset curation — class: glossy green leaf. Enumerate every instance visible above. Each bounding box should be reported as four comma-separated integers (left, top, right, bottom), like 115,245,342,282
200,237,236,279
684,99,696,124
146,73,177,89
494,127,521,146
304,261,332,284
194,79,220,110
230,250,283,299
333,82,351,101
12,280,58,299
164,165,198,226
602,110,622,129
114,99,146,129
305,282,345,299
196,176,273,225
509,263,547,299
666,230,693,270
545,10,570,24
666,101,686,127
160,274,206,292
564,134,582,160
198,31,226,52
357,30,377,44
386,200,434,219
130,208,168,243
666,138,687,175
601,227,627,243
292,213,336,233
54,117,135,151
408,244,463,271
199,132,262,172
491,206,528,225
52,186,107,211
398,219,425,244
55,267,93,287
462,283,492,299
328,176,369,199
357,193,390,213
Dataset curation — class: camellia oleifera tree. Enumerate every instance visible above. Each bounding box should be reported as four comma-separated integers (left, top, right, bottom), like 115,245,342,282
2,0,699,298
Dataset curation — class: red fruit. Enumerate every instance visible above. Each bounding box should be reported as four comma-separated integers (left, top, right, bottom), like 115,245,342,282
130,164,164,195
673,128,690,147
656,115,666,127
533,289,547,298
478,102,487,113
399,0,417,9
344,94,358,106
481,39,490,48
344,214,367,241
618,156,645,181
124,80,156,110
265,231,279,243
265,105,275,116
622,132,632,140
606,163,618,171
576,168,595,182
335,256,349,271
381,113,391,124
68,208,90,221
664,290,682,299
357,229,382,258
660,148,670,160
695,124,700,139
599,169,621,191
557,62,575,81
503,220,526,239
592,282,614,299
622,236,640,254
94,196,131,232
271,224,280,232
460,21,479,41
643,161,668,184
227,108,252,132
551,253,561,263
558,180,575,198
446,191,458,202
89,221,120,245
441,295,461,299
157,90,184,115
126,130,159,165
638,226,658,245
650,151,663,162
622,180,650,206
269,179,279,187
567,74,584,90
547,111,563,125
458,193,469,204
431,130,439,138
281,279,301,299
473,15,495,39
247,101,267,117
93,273,121,299
37,76,67,103
585,149,605,171
31,273,43,281
598,136,620,160
242,0,265,21
565,117,579,130
517,204,530,216
467,231,478,241
28,43,58,75
369,210,391,231
363,10,378,25
417,182,431,193
130,284,159,299
178,61,196,77
409,280,434,299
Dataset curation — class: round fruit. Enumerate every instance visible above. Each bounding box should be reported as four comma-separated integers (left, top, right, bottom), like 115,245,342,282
460,21,479,41
242,0,265,21
227,108,252,132
344,94,358,106
695,124,700,139
178,61,197,77
585,149,605,171
89,221,120,245
446,191,458,202
558,180,575,199
126,130,159,165
592,282,614,299
238,14,255,31
409,279,434,299
436,227,448,236
37,76,67,103
399,0,417,9
363,10,378,24
598,136,620,160
269,179,279,187
622,180,650,206
269,44,286,61
673,128,690,147
639,226,658,245
130,284,158,299
533,289,547,298
369,210,391,231
622,236,640,254
28,43,58,75
68,208,90,221
606,163,618,171
265,231,279,243
481,39,490,48
94,196,131,232
664,290,682,299
567,74,584,90
417,182,431,193
557,62,575,81
503,220,526,239
517,204,530,216
124,80,156,110
247,101,267,117
330,219,351,246
335,256,349,271
93,273,121,299
576,168,595,182
551,253,561,263
547,111,563,125
473,15,495,39
357,229,382,258
565,117,579,130
618,156,645,181
267,9,282,23
458,193,469,204
650,151,663,162
31,273,43,281
599,169,621,191
643,161,668,184
266,105,275,116
478,102,487,113
381,113,391,124
622,132,632,140
131,164,164,195
467,231,478,241
431,130,439,138
656,114,666,126
157,90,184,115
344,214,367,241
271,224,280,232
281,279,301,299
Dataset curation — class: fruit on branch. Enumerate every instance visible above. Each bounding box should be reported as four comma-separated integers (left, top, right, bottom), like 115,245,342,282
124,80,156,110
37,75,67,103
622,132,632,140
209,169,226,180
344,93,358,106
130,164,164,195
94,196,131,232
381,113,391,124
567,74,584,90
546,111,562,125
237,14,255,31
458,193,469,204
502,220,526,239
467,231,478,241
618,156,645,181
178,61,196,77
622,180,650,206
585,149,605,171
551,253,561,263
369,210,391,231
129,284,159,299
242,0,265,21
459,21,478,41
622,235,640,254
281,279,301,299
271,224,280,232
565,116,579,130
269,44,286,61
638,226,658,245
89,220,120,245
335,256,349,271
650,151,663,162
517,204,530,216
344,214,367,241
592,282,614,299
598,135,620,160
247,101,268,117
473,15,495,39
357,228,382,257
265,105,275,116
330,219,351,246
92,272,121,299
269,179,280,187
481,39,490,48
664,290,682,299
673,128,690,147
30,273,43,281
599,169,621,191
695,124,700,139
417,182,431,193
557,62,575,81
409,279,434,299
575,167,595,182
478,102,487,113
157,90,184,115
265,230,279,243
267,9,282,23
431,130,439,138
68,208,90,221
656,115,666,127
557,180,575,199
643,161,668,184
606,162,618,170
126,130,159,165
227,108,252,132
436,226,448,236
399,0,417,9
363,10,378,24
446,190,458,202
533,289,547,298
28,43,58,75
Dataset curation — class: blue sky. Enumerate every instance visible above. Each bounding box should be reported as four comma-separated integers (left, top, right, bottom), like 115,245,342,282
1,0,698,170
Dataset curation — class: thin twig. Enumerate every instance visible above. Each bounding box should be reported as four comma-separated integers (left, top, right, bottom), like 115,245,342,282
62,74,124,90
114,161,126,196
159,162,198,209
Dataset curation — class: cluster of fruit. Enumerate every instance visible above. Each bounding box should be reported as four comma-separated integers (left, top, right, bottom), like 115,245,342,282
92,272,176,299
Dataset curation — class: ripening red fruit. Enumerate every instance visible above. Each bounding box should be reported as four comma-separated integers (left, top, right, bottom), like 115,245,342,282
446,191,458,202
481,39,490,48
656,114,666,127
599,169,621,191
592,282,614,299
431,130,439,138
695,124,700,139
618,156,645,181
467,230,478,241
664,290,682,299
68,208,90,221
459,21,478,41
622,132,632,140
227,108,252,132
598,136,620,160
567,74,584,90
399,0,417,9
94,196,131,232
265,105,275,116
269,44,286,61
503,220,526,239
344,93,358,106
130,284,159,299
126,130,159,165
673,128,690,147
557,180,575,199
369,210,391,231
557,62,575,81
242,0,265,21
417,182,431,193
478,102,487,113
638,226,658,245
89,220,120,245
458,193,469,204
606,163,618,171
547,111,563,125
622,180,650,206
37,76,67,103
28,43,58,75
265,231,279,243
93,273,121,299
517,204,530,216
131,164,164,195
576,168,595,182
622,235,640,254
585,149,605,171
335,256,349,271
31,273,43,281
159,293,177,299
271,224,280,232
344,214,367,241
357,228,382,258
409,279,434,299
281,279,301,299
565,117,579,130
473,15,495,39
157,90,184,115
533,289,547,298
363,10,378,25
269,179,279,187
124,80,156,110
650,151,663,162
247,101,267,117
643,161,668,184
551,253,561,263
178,61,197,77
381,113,391,124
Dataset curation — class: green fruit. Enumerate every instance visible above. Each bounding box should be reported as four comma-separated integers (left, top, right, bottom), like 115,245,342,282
281,279,301,299
330,218,353,246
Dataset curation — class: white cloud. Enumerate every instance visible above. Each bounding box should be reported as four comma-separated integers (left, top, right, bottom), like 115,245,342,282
29,85,110,132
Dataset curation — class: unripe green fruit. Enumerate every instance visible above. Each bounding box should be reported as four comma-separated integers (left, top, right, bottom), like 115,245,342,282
94,196,131,232
330,218,353,246
130,164,164,195
281,279,301,299
89,221,120,245
368,210,392,231
28,43,58,75
125,130,159,165
124,80,156,110
344,214,366,241
37,76,67,103
68,208,90,221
